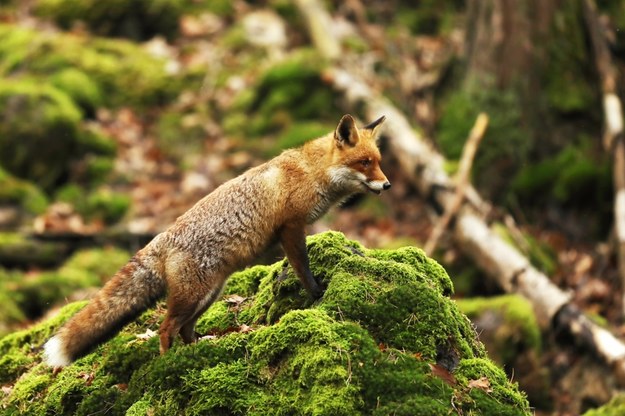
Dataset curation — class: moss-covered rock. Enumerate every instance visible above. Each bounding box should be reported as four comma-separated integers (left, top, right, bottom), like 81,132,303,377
0,167,49,215
0,23,178,108
224,50,341,147
34,0,185,41
0,79,83,191
0,232,530,415
0,76,119,193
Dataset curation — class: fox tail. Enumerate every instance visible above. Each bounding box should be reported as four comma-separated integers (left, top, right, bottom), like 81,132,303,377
43,253,166,367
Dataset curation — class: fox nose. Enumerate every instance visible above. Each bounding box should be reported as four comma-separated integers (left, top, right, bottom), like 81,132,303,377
383,182,391,190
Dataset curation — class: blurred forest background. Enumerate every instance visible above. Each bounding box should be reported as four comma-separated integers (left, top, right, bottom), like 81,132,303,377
1,0,625,414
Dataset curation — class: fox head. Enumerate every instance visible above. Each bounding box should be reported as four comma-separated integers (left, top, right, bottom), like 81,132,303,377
330,114,391,195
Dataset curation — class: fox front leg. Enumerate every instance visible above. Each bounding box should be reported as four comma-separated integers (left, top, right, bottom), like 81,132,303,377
279,224,323,298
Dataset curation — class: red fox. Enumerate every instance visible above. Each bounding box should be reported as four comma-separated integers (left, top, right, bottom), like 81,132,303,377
43,114,390,367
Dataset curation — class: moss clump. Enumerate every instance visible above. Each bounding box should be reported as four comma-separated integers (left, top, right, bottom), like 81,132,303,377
456,295,541,366
394,0,463,35
0,76,118,193
0,23,178,108
511,137,612,207
0,232,530,415
55,185,131,225
0,167,49,215
50,68,103,115
225,50,341,144
583,394,625,416
0,79,83,191
35,0,185,41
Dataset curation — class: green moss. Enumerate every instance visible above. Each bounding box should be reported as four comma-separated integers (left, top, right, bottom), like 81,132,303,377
0,232,530,415
456,295,541,366
35,0,185,41
544,1,597,113
56,185,131,224
228,50,341,142
271,121,336,156
437,85,531,197
50,68,102,114
0,78,82,191
455,358,529,414
0,166,49,214
0,24,178,108
583,394,625,416
0,73,118,192
511,137,612,209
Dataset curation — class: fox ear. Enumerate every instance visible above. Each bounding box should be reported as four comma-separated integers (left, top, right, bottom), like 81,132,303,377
363,115,386,130
364,115,386,142
335,114,359,147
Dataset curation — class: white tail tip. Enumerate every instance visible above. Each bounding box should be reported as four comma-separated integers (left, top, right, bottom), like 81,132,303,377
43,336,71,367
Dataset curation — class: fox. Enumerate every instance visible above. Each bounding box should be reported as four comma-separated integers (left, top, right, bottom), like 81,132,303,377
43,114,391,367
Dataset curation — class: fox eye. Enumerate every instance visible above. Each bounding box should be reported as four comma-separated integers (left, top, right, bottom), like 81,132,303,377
360,159,371,167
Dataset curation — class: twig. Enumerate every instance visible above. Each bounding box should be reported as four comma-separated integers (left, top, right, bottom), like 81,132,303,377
424,113,488,255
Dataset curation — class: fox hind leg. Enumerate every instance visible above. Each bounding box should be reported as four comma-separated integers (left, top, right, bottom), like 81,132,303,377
179,288,222,344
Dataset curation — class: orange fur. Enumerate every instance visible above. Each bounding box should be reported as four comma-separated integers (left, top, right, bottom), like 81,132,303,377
43,114,390,367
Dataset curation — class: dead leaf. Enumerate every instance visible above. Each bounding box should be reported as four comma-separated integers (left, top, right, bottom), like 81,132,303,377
224,294,246,305
468,376,492,393
77,372,95,386
239,324,253,333
428,363,457,386
1,385,13,396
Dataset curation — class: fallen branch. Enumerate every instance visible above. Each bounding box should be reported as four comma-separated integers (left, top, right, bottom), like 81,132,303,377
583,0,625,317
424,113,488,256
294,0,625,384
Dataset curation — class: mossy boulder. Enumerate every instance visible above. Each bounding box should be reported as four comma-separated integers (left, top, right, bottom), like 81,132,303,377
224,50,341,145
0,232,530,415
0,79,83,191
0,77,118,193
0,23,178,108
